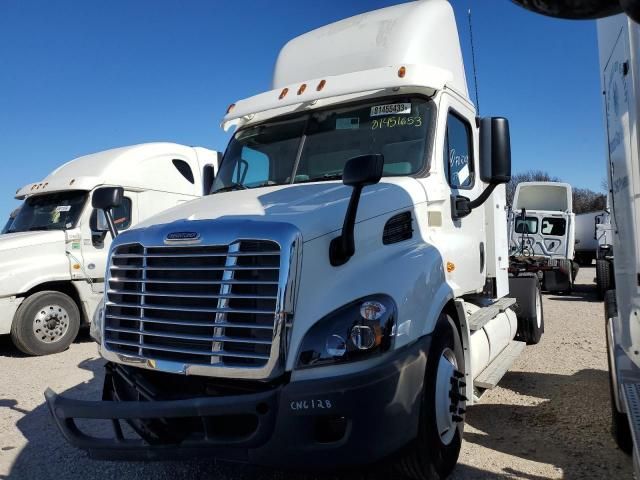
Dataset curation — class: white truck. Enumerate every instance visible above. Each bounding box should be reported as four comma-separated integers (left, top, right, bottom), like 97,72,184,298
46,2,544,478
509,181,577,293
1,142,219,356
574,210,604,266
595,205,615,298
513,0,640,474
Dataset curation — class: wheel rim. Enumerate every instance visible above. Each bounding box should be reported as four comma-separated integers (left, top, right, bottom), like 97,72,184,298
32,304,70,344
535,288,542,328
435,347,459,446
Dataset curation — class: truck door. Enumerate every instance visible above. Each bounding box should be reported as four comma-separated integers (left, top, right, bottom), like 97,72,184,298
80,191,137,291
438,96,486,295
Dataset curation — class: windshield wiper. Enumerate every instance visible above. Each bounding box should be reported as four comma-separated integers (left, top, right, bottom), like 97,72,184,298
297,173,343,183
213,183,249,194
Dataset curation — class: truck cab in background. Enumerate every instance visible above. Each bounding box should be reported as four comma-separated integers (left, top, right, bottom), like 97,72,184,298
46,2,544,478
1,143,219,355
509,181,577,293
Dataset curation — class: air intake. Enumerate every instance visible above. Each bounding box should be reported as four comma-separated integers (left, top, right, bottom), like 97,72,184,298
383,211,413,245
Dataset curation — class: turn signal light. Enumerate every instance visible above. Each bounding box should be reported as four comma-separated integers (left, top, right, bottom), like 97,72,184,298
447,262,455,273
279,88,289,100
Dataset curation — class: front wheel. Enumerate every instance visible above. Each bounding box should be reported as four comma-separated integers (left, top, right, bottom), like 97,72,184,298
396,314,465,479
10,291,80,356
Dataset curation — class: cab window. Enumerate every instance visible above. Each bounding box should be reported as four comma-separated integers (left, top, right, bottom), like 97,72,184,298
541,217,566,236
95,196,133,231
515,216,538,234
444,112,473,188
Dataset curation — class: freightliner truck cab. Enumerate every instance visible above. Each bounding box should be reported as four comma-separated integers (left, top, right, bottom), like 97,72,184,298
2,143,218,355
47,2,544,478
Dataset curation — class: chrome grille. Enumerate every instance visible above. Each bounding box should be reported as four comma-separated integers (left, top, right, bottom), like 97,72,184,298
104,241,281,369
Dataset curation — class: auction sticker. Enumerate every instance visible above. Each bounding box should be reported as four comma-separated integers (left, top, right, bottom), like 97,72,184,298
370,103,411,117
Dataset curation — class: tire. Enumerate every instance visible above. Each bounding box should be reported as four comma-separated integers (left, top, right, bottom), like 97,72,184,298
558,259,574,294
396,314,465,480
10,291,80,356
604,292,633,454
596,259,613,301
508,275,544,345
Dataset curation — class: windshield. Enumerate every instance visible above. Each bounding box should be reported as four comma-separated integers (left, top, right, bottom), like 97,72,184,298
8,191,88,233
212,96,435,193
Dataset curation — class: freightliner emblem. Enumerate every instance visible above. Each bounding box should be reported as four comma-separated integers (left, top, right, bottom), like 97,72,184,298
165,231,201,243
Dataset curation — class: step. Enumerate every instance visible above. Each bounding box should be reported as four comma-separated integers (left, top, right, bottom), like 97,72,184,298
467,297,516,331
621,383,640,460
474,340,526,390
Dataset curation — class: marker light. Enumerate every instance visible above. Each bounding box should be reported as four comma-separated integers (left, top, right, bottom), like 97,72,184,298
398,66,406,78
297,83,307,95
316,79,326,91
279,88,289,100
226,103,236,114
447,261,455,273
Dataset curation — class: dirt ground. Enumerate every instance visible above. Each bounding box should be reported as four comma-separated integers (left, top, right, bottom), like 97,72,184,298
0,266,633,479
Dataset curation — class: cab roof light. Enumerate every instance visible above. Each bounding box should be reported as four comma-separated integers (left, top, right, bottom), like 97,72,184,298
226,103,236,114
398,66,406,78
316,79,326,91
297,83,307,95
279,88,289,100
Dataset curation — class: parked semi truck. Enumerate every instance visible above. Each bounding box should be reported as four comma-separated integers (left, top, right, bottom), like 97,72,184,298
509,181,577,293
1,207,20,234
1,143,219,356
46,2,544,478
575,210,604,266
595,205,615,298
513,0,640,474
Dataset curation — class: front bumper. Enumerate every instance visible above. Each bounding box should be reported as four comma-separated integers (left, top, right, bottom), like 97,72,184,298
46,338,429,468
0,296,23,335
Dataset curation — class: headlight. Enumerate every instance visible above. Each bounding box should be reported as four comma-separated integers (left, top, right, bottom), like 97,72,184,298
296,295,396,369
90,298,105,344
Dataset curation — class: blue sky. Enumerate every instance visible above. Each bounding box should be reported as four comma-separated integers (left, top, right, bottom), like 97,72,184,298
0,0,604,218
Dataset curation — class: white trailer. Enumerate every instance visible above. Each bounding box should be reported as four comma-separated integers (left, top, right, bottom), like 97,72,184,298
46,2,543,478
512,0,640,474
1,143,219,355
574,210,603,265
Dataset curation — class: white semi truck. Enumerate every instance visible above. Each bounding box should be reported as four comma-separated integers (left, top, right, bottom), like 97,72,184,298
512,0,640,475
575,210,604,266
1,143,219,356
46,2,544,478
509,181,577,293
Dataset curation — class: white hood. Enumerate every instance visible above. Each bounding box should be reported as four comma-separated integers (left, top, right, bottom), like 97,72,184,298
135,177,427,241
0,230,69,297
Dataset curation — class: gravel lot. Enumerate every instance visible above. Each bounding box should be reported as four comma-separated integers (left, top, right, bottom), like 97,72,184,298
0,266,633,479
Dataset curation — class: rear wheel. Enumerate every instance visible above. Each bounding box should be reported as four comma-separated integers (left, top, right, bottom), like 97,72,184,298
10,291,80,356
596,259,613,300
396,314,465,479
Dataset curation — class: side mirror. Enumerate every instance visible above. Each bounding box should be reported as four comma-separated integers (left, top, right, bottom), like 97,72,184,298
342,153,384,187
92,186,124,210
480,117,511,185
451,117,511,220
203,164,216,195
92,186,124,239
330,154,384,266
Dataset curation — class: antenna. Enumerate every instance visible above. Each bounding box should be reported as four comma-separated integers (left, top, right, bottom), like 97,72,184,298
468,8,480,115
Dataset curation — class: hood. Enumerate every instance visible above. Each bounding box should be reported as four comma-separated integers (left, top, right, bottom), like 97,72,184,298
135,177,427,241
0,230,66,252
